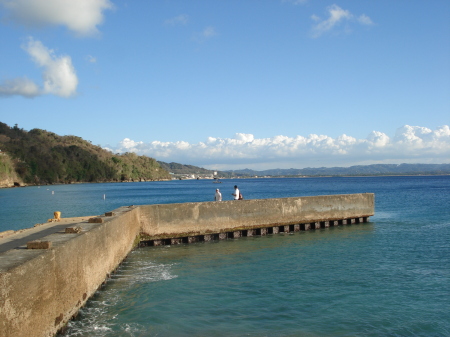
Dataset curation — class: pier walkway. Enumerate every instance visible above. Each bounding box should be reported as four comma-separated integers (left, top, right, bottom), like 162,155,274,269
0,216,95,254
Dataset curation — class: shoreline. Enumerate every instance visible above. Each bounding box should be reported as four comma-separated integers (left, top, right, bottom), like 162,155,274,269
2,173,449,189
0,178,172,189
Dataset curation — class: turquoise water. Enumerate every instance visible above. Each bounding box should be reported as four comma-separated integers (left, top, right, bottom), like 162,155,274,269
2,176,450,336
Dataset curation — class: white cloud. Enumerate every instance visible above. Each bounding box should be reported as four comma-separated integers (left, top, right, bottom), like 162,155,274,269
192,26,217,42
0,77,40,97
0,0,113,36
311,4,373,38
165,14,189,26
86,55,97,63
367,131,390,148
104,125,450,170
392,125,450,154
358,14,374,26
0,37,78,98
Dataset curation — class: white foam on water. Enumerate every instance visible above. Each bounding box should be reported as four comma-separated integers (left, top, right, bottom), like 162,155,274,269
62,258,177,336
92,325,112,332
113,260,178,285
121,323,146,335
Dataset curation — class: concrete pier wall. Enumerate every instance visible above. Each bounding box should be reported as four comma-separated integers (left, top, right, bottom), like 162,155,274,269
0,193,374,337
139,193,374,239
0,206,141,337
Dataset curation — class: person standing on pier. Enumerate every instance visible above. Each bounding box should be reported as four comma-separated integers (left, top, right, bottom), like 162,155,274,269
215,188,222,201
232,185,240,200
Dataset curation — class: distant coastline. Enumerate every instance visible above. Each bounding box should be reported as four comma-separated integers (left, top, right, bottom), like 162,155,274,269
162,162,450,180
2,171,449,189
223,163,450,178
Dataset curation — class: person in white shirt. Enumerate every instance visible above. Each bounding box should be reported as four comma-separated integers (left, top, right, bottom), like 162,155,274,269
232,185,240,200
215,189,222,201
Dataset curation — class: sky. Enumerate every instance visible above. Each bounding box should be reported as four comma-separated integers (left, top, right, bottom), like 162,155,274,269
0,0,449,170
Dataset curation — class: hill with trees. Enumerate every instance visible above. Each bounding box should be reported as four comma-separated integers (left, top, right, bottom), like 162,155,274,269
0,122,170,187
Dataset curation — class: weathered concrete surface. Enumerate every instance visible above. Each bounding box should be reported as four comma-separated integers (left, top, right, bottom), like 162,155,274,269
0,216,95,254
139,193,374,239
0,206,140,337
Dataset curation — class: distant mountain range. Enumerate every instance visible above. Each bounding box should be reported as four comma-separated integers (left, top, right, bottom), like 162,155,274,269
158,162,450,177
225,163,450,177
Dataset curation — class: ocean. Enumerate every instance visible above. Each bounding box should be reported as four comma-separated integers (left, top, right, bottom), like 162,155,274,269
1,176,449,336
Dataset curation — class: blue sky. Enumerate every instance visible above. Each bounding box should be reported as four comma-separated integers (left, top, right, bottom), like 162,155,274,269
1,0,449,170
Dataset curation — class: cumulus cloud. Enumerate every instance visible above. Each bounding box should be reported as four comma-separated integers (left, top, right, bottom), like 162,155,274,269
0,0,113,36
0,37,78,98
311,4,373,38
104,125,450,170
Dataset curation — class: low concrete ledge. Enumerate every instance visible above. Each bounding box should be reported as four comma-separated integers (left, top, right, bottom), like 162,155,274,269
88,217,104,223
27,240,52,249
64,227,82,234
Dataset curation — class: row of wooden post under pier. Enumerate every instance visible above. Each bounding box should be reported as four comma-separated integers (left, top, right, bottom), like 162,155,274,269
140,216,370,247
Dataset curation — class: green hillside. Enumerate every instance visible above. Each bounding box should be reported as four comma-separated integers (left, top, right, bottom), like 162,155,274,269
0,151,22,186
0,122,170,185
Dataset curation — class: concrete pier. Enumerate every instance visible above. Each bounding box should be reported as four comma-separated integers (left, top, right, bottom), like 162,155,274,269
0,193,374,337
0,206,141,337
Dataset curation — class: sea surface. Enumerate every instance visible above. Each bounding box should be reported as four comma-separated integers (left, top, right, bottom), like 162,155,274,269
1,176,449,336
